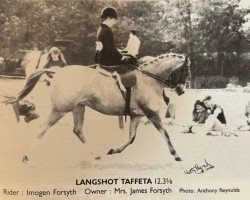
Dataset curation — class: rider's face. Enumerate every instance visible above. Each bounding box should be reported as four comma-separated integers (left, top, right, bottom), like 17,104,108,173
109,18,117,27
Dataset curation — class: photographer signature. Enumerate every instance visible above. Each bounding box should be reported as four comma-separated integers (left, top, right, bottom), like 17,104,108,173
184,159,215,174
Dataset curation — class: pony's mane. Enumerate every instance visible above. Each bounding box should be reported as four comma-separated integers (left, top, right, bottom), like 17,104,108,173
141,53,185,67
138,53,188,86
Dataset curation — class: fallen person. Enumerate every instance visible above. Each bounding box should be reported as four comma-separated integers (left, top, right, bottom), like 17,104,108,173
168,97,237,136
188,96,238,136
192,100,210,124
170,100,211,134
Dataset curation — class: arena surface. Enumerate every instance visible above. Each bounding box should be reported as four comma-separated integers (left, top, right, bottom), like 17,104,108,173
0,78,250,200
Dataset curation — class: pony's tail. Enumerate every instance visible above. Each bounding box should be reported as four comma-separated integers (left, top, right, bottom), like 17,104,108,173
2,70,55,104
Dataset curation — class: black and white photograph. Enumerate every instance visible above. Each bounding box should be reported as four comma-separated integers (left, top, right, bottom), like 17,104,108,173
0,0,250,199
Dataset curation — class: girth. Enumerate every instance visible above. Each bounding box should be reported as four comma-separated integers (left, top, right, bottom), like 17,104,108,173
96,64,137,116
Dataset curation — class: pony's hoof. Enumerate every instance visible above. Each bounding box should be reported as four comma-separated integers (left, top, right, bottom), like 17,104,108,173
78,136,86,144
107,149,116,155
73,130,86,143
175,157,182,161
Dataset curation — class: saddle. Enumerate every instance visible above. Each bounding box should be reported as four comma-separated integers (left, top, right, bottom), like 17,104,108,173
97,64,137,87
96,64,137,116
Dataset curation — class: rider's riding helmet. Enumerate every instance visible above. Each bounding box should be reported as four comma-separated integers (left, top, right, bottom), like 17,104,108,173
101,7,118,19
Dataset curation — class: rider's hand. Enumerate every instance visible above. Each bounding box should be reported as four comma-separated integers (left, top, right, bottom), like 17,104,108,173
95,41,103,51
121,55,130,61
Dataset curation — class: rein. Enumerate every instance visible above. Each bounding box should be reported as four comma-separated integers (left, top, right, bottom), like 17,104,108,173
128,64,174,88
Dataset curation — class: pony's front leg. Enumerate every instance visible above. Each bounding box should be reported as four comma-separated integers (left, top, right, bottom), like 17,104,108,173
38,110,66,139
108,116,141,155
148,114,181,161
72,104,86,143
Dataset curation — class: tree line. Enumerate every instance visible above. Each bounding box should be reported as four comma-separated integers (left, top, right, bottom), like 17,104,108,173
0,0,250,83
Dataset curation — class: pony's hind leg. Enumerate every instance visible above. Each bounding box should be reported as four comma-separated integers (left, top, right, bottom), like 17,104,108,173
148,114,181,161
108,116,141,154
118,116,124,129
72,104,86,143
38,110,66,139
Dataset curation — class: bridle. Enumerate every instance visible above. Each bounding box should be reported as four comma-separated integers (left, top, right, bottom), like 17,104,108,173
129,64,187,89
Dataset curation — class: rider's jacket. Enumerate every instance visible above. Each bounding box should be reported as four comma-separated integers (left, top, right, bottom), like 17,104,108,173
95,23,122,66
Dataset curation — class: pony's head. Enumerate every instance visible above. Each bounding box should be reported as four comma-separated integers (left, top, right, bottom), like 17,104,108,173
140,53,190,95
168,55,190,95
